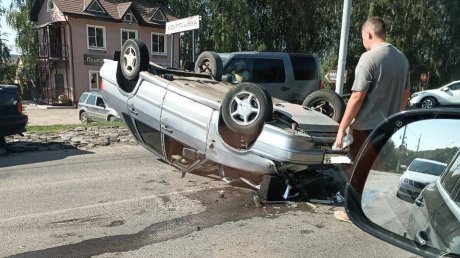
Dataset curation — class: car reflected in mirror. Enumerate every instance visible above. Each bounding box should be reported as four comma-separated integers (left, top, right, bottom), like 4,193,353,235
345,109,460,257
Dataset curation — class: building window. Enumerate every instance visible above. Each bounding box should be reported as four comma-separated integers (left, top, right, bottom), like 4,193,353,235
87,25,106,50
151,10,166,23
89,71,101,90
87,0,105,13
47,0,54,12
121,29,138,48
123,10,137,24
151,33,166,55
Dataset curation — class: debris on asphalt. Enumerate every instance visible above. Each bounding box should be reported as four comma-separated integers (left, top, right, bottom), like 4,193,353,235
334,210,351,223
218,190,225,198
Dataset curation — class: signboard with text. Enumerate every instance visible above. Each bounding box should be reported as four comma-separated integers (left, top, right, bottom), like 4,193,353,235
84,54,111,66
325,70,347,83
165,15,200,35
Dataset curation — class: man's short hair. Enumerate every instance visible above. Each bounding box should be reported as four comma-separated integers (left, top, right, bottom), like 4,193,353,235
362,16,386,39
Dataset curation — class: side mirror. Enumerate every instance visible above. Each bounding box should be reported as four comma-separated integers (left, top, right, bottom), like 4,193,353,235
345,108,460,257
399,164,407,170
442,87,449,92
221,74,233,83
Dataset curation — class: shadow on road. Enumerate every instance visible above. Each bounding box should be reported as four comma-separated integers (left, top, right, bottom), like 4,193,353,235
0,144,93,168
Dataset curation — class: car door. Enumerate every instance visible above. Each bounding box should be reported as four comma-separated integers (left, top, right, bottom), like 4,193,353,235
126,76,168,157
447,83,460,105
95,96,107,121
409,151,460,252
85,94,97,120
160,88,214,154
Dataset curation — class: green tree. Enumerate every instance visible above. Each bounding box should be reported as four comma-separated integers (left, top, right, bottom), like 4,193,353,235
6,0,37,86
0,7,16,84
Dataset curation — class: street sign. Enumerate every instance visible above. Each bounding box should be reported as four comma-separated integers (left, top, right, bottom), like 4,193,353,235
325,70,347,83
165,15,200,35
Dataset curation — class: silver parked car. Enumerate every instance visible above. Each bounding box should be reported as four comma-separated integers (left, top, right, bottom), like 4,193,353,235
78,90,120,123
100,40,350,200
409,80,460,109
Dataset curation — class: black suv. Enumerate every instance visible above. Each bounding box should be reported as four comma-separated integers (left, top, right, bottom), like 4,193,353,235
0,84,28,147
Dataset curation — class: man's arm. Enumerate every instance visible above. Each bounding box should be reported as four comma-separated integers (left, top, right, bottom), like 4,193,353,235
334,91,367,148
401,88,410,111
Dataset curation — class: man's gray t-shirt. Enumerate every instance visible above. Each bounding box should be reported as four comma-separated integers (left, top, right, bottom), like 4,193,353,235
351,43,409,130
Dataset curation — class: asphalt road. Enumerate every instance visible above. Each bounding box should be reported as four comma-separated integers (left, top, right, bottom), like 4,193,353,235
0,145,416,258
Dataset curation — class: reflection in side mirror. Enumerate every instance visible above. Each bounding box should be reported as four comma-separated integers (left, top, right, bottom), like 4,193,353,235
361,118,460,255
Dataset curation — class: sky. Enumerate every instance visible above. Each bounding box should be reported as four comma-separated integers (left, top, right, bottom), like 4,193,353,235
390,119,460,152
0,0,19,54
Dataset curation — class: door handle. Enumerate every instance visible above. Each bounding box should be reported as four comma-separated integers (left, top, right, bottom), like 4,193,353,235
414,196,424,207
415,230,428,246
162,125,173,133
129,105,138,115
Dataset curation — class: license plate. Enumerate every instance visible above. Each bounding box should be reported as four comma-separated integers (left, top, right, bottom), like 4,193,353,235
323,154,351,164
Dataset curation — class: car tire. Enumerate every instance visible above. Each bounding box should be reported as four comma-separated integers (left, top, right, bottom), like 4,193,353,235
80,111,89,123
108,115,116,122
420,96,437,109
302,89,345,122
116,39,149,93
221,82,273,137
194,51,223,81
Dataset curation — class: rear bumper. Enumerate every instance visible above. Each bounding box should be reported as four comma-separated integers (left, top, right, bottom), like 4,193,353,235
0,114,28,137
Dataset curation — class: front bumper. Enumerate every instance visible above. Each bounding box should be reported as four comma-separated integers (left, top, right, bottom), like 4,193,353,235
0,114,28,137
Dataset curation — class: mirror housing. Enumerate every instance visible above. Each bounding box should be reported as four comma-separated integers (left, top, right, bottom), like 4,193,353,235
345,108,460,257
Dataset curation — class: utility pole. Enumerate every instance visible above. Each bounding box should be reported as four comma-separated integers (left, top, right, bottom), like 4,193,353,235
396,126,407,173
335,0,352,95
416,134,421,153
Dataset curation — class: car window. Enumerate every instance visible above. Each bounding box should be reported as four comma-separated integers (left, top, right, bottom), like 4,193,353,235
86,94,96,106
224,57,253,77
96,97,105,107
448,83,460,91
79,93,89,103
441,153,460,198
252,58,285,83
408,159,446,176
289,54,319,80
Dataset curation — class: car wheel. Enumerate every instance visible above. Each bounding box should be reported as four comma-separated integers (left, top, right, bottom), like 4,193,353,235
108,115,116,122
80,111,89,123
221,83,273,136
302,89,345,122
116,39,149,93
194,51,223,81
420,97,437,109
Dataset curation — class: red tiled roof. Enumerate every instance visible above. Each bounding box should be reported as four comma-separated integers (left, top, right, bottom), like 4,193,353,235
30,0,177,26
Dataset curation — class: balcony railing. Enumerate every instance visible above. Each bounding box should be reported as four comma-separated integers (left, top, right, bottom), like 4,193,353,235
37,43,68,61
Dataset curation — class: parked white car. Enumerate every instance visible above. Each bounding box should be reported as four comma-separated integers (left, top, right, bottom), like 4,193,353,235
396,158,447,203
409,80,460,109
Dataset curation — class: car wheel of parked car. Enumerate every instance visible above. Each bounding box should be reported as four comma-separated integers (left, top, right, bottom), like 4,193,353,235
302,89,345,122
108,115,116,122
221,83,273,137
80,111,89,123
194,51,223,81
420,96,437,109
116,39,149,93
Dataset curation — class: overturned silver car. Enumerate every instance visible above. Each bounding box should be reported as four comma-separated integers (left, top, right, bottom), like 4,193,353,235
101,40,349,201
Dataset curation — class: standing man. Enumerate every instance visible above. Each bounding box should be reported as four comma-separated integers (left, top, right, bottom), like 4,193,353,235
334,16,410,161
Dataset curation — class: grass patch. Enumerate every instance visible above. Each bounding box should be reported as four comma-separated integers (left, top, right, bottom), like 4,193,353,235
26,121,125,133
